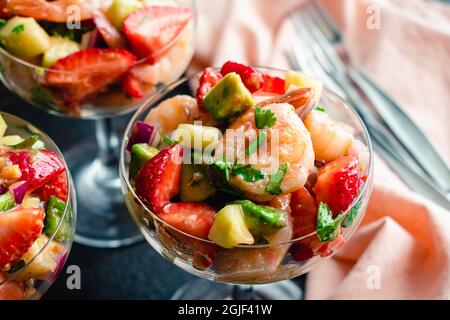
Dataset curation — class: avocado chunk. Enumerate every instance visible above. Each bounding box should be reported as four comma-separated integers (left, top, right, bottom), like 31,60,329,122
42,36,80,68
106,0,143,30
203,73,255,121
8,135,45,149
172,124,221,150
232,200,287,239
0,17,51,58
208,204,254,248
0,192,16,212
129,144,159,179
0,135,24,147
180,164,216,202
44,196,72,242
0,114,7,138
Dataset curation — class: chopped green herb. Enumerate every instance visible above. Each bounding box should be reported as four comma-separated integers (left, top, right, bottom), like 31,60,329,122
246,130,267,156
12,24,24,34
0,19,6,28
11,135,45,149
342,202,362,228
255,107,277,129
213,157,233,183
162,134,176,146
264,163,288,195
316,202,345,242
315,105,326,112
231,164,265,182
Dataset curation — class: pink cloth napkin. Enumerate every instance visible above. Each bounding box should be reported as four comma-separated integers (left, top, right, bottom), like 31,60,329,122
194,0,450,299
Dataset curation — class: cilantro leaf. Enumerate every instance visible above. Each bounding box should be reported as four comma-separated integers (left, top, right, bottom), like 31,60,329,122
213,157,233,183
315,105,326,112
12,24,24,34
255,107,277,129
264,163,287,195
246,130,267,156
342,202,362,228
316,202,345,242
162,134,176,146
231,164,265,182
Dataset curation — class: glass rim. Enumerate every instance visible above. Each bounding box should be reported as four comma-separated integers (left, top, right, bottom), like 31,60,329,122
0,1,196,75
0,112,75,285
120,66,374,249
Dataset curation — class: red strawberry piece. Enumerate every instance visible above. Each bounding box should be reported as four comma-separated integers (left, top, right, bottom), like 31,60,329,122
0,207,45,268
135,144,183,213
46,48,136,109
196,67,223,110
317,234,346,257
220,61,263,92
0,272,25,300
261,74,285,94
123,6,193,62
121,71,144,99
38,172,68,202
5,150,65,192
314,155,361,215
161,202,216,239
92,10,127,49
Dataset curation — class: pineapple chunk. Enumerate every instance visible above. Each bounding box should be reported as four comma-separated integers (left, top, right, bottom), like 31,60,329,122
0,135,24,146
0,17,51,58
208,205,254,248
172,124,221,150
106,0,143,29
285,70,323,102
42,36,80,68
0,114,7,138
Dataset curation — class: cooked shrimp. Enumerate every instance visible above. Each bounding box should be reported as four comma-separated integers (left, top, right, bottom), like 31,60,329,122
257,88,316,119
217,103,315,202
0,0,112,22
304,109,354,162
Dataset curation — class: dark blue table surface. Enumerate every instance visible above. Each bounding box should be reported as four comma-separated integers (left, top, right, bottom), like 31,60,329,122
0,84,305,299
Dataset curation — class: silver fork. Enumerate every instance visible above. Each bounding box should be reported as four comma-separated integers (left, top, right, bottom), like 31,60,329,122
288,1,450,209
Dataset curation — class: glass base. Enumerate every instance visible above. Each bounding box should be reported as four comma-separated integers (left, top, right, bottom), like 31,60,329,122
65,139,143,248
171,278,302,300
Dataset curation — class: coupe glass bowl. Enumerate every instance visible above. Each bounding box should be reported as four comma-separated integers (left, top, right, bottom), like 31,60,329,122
0,0,196,248
120,68,374,299
0,112,76,300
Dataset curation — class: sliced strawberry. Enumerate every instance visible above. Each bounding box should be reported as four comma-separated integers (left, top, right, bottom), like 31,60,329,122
314,155,361,215
92,10,127,49
0,207,45,268
123,6,193,62
162,202,216,239
46,48,136,108
317,234,346,257
121,71,144,99
261,74,285,94
135,144,183,213
196,67,223,110
0,272,25,300
5,150,65,192
220,61,263,92
37,172,68,202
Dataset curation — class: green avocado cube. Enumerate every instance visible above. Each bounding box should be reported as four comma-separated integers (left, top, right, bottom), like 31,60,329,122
129,144,159,179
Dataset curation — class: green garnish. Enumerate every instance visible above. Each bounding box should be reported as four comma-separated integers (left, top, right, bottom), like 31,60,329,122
315,105,326,112
11,135,45,149
162,134,176,146
0,192,16,212
264,163,287,195
342,202,362,228
0,19,6,28
316,202,345,242
213,157,233,183
255,106,277,129
246,130,267,156
231,164,265,183
11,24,24,34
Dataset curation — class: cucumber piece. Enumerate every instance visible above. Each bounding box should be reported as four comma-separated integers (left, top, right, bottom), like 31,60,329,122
129,144,159,178
180,164,216,202
204,73,254,121
0,17,51,58
42,36,80,68
0,192,16,212
44,196,71,242
208,204,254,248
0,135,24,146
0,114,7,138
106,0,143,29
232,200,287,239
172,124,221,150
22,196,41,209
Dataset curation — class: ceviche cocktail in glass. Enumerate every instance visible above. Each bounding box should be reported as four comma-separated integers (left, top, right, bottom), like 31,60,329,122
120,62,373,299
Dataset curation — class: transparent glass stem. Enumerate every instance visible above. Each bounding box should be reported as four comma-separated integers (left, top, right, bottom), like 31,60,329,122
232,285,255,300
95,118,119,168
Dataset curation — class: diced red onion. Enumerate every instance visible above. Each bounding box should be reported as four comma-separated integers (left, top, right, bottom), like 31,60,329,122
9,181,29,204
0,185,6,195
126,121,157,151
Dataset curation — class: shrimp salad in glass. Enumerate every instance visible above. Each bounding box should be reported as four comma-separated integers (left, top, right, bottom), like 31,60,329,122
0,113,73,300
125,62,371,283
0,0,194,115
